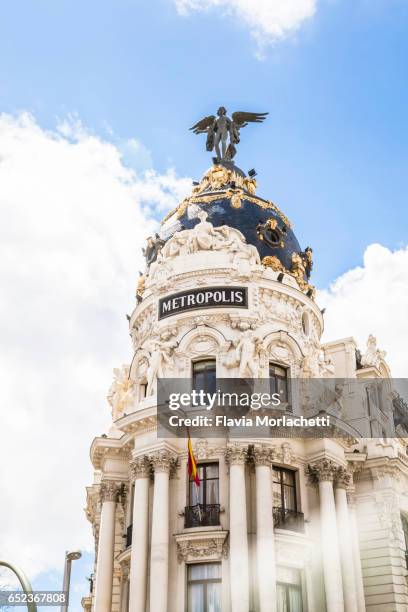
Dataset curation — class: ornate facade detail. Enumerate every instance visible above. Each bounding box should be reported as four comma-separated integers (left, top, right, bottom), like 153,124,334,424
361,334,387,369
149,450,178,474
335,467,352,489
307,459,340,483
175,531,229,563
107,365,135,420
225,444,249,465
252,444,275,466
130,455,151,480
100,480,121,503
159,211,260,275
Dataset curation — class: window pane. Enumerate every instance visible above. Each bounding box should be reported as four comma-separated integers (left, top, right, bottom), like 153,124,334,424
206,479,219,505
273,482,282,507
189,481,203,505
205,464,219,479
277,584,288,612
188,583,204,612
188,563,221,580
282,470,295,486
207,582,221,612
282,485,296,511
288,586,303,612
273,469,282,483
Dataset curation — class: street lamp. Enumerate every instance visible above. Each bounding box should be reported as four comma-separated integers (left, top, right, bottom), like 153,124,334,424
60,551,82,612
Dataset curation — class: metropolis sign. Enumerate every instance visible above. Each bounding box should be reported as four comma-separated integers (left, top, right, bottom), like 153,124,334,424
158,286,248,319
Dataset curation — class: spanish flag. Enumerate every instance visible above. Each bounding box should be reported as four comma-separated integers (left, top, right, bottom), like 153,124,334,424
188,436,200,487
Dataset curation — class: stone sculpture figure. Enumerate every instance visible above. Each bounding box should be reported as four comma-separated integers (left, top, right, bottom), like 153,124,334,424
146,338,177,396
160,211,261,273
190,107,268,160
107,365,135,419
361,334,387,368
235,329,262,378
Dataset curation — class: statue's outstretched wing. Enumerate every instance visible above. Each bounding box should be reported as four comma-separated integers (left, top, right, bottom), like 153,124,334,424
231,111,268,129
189,115,216,134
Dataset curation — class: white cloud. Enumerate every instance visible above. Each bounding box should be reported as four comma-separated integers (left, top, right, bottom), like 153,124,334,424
319,243,408,377
0,113,190,577
174,0,317,52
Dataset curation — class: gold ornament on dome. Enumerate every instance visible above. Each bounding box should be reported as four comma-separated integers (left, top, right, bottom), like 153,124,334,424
228,190,243,209
161,190,291,228
262,256,286,272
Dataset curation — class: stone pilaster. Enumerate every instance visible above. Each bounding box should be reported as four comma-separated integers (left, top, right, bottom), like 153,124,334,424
334,469,358,612
253,446,277,612
225,444,250,612
128,456,151,612
149,450,178,612
93,481,121,612
308,460,344,612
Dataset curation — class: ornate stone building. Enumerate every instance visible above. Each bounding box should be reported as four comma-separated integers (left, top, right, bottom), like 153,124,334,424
82,160,408,612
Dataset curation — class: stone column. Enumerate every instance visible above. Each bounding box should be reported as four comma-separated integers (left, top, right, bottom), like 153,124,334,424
94,480,120,612
308,460,344,612
120,563,130,612
149,450,177,612
334,469,358,612
253,446,277,612
347,493,366,612
128,456,151,612
226,444,249,612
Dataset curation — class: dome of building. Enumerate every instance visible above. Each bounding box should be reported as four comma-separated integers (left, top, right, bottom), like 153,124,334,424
156,161,313,290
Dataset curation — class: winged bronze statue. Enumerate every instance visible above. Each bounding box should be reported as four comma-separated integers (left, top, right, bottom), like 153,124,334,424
190,106,268,161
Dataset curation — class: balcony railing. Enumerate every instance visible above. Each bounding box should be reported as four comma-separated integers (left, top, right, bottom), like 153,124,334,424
273,507,305,533
184,504,221,528
126,524,133,547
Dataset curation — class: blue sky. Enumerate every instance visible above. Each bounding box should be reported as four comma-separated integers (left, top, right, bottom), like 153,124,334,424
1,0,407,287
1,1,408,610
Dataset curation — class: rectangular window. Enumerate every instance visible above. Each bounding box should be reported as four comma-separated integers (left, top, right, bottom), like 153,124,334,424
277,582,303,612
192,360,216,397
272,468,304,532
270,363,289,404
186,462,220,527
273,467,297,511
187,563,221,612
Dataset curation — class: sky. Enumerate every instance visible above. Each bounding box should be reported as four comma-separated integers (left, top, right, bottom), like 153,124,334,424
0,1,408,610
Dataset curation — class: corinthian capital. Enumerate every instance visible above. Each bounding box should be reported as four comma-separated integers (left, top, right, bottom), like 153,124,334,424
100,480,121,503
307,459,339,483
149,449,178,474
225,444,248,466
130,456,151,480
335,467,352,489
252,444,274,467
